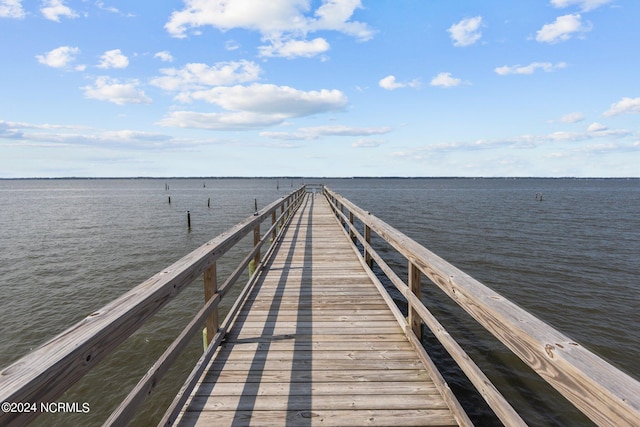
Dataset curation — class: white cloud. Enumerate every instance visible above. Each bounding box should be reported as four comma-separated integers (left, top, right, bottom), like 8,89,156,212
41,0,78,22
154,51,174,62
391,127,633,160
83,76,151,105
550,0,613,12
559,112,585,123
0,0,25,18
157,111,288,131
166,0,373,39
260,125,392,140
225,40,240,51
35,46,80,68
495,62,567,75
378,75,420,90
259,37,330,58
352,138,385,148
0,120,24,138
430,72,463,88
150,60,261,92
587,122,608,132
308,0,374,40
98,49,129,69
447,16,483,47
603,97,640,117
164,0,373,59
182,83,348,117
1,120,218,149
535,14,591,44
158,83,348,131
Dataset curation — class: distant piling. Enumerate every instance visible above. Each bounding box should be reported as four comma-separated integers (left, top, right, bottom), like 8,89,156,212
208,197,211,208
168,196,171,204
187,211,191,229
254,198,258,216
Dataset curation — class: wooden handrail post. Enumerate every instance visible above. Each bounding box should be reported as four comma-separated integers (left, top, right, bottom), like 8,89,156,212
203,263,218,346
364,225,372,268
271,210,277,242
408,261,422,338
349,211,355,242
253,224,261,267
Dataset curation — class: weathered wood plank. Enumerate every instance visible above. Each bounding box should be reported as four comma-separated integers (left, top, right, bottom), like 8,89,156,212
201,369,434,384
173,194,462,426
204,381,441,396
188,393,449,411
178,409,458,427
0,188,307,427
325,187,640,427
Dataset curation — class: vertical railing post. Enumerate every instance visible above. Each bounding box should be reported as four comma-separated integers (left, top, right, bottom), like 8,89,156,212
349,211,355,242
271,210,277,242
203,263,218,346
253,224,261,268
364,225,372,268
408,261,422,338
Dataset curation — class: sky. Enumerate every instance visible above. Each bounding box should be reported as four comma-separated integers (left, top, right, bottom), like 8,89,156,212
1,0,639,178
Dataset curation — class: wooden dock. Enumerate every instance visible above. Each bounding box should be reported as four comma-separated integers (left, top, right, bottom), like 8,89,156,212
173,193,462,426
2,185,640,427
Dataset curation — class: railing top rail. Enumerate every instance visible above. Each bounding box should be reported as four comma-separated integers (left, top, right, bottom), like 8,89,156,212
323,186,640,427
0,186,305,425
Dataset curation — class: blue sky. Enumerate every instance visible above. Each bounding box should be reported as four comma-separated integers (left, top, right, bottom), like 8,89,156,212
1,0,638,177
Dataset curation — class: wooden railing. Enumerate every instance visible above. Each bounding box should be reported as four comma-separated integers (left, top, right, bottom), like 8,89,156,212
0,187,306,426
323,186,640,427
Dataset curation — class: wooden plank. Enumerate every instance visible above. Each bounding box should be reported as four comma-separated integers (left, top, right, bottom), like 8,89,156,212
209,349,422,361
178,409,457,427
325,187,640,427
172,194,461,427
202,369,434,384
216,340,415,352
187,394,449,411
223,333,411,343
204,381,441,396
207,359,427,372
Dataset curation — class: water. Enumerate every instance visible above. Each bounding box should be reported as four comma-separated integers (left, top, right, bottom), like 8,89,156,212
1,178,638,426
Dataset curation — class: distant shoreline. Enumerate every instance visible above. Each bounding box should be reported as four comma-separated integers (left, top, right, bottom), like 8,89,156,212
0,176,638,181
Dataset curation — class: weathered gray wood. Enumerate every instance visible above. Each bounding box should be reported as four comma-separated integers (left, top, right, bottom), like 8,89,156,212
178,409,458,427
103,293,221,427
328,200,529,425
408,261,422,338
204,263,218,346
0,187,306,426
172,194,463,426
324,187,640,427
160,190,306,427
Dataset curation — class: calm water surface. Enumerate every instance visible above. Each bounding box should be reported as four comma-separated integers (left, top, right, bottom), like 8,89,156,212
0,178,638,426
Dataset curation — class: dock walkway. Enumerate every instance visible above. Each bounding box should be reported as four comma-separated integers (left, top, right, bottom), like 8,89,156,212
174,193,460,426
